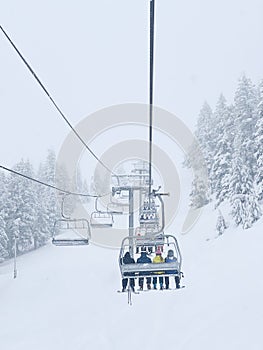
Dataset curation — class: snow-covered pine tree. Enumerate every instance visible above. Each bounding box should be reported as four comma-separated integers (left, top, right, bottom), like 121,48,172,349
6,160,37,255
32,163,51,248
216,210,227,235
255,80,263,200
39,150,60,235
195,102,215,180
0,215,8,262
228,75,262,228
0,171,9,261
76,169,90,205
229,137,261,229
189,173,210,208
187,102,214,207
210,97,235,206
234,75,258,177
56,163,75,217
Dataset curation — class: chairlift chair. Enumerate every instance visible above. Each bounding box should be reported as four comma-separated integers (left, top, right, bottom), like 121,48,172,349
139,200,160,226
52,218,91,246
90,197,114,228
107,202,124,215
119,234,182,282
90,211,114,227
111,189,130,206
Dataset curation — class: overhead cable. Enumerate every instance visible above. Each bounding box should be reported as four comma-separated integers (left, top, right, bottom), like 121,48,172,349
0,25,118,181
0,164,109,198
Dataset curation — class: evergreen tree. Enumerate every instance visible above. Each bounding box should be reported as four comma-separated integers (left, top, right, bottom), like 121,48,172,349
189,174,209,208
210,98,235,206
6,160,37,255
0,215,8,262
229,138,261,228
195,102,215,180
234,75,258,177
216,210,227,235
255,81,263,200
33,165,51,249
0,171,9,261
187,102,214,208
38,150,60,234
56,163,75,217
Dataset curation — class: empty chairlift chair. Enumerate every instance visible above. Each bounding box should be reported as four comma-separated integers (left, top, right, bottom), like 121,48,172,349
90,197,114,228
52,218,91,246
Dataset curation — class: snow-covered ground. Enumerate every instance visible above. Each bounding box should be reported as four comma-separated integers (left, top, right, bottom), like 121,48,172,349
1,203,263,350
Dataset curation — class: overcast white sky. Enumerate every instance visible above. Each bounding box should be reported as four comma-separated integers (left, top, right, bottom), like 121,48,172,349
1,0,263,168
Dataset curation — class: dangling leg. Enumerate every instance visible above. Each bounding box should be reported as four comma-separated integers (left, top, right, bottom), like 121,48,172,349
130,277,135,292
122,278,128,292
165,276,169,289
159,276,164,290
138,277,144,290
175,276,180,289
146,277,151,290
153,276,157,289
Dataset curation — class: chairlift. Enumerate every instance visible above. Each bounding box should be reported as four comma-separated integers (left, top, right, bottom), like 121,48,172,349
139,212,159,225
139,196,159,225
111,188,130,206
52,218,91,246
52,194,91,246
90,211,114,227
135,231,165,250
107,201,124,215
90,197,114,228
119,234,182,281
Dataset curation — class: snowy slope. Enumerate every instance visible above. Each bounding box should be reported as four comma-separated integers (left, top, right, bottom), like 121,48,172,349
1,208,263,350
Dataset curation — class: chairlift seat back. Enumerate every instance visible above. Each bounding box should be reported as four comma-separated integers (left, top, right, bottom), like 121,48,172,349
90,212,114,227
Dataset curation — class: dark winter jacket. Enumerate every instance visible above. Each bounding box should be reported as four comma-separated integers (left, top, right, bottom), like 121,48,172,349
122,252,135,265
121,252,135,277
137,252,152,264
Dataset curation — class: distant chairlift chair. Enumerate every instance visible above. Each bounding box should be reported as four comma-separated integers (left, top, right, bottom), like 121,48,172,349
52,193,91,246
90,197,114,228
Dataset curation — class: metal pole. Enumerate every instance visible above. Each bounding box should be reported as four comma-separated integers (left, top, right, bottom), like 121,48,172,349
13,234,17,279
148,0,155,196
129,188,134,257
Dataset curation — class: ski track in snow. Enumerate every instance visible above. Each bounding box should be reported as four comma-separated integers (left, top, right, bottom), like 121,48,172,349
1,208,263,350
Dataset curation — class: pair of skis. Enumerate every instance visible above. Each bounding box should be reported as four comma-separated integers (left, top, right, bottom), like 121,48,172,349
117,285,185,294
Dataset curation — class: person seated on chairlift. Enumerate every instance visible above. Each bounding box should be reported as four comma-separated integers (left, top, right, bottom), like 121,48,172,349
153,248,165,290
121,252,135,293
137,247,152,290
164,249,180,290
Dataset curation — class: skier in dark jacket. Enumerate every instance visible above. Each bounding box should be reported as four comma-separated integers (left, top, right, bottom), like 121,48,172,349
137,250,152,290
121,251,135,292
164,249,180,289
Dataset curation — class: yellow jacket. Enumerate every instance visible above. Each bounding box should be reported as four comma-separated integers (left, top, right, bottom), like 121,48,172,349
153,255,164,274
